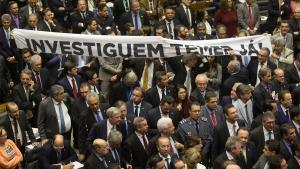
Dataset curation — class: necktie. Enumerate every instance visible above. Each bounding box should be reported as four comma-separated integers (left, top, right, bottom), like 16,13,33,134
142,134,148,150
233,124,237,136
82,12,86,20
245,104,251,125
243,149,247,163
248,5,254,29
165,158,171,169
95,111,103,122
31,7,35,14
195,120,199,134
185,69,191,96
134,13,139,30
211,111,217,127
57,151,62,163
58,103,66,133
124,119,129,136
168,22,172,33
185,7,191,27
72,78,78,98
13,119,21,147
35,72,42,90
134,105,139,116
5,30,10,47
142,64,149,91
93,85,97,93
161,88,166,98
268,131,272,140
25,87,30,101
114,149,120,164
285,110,290,120
13,16,19,28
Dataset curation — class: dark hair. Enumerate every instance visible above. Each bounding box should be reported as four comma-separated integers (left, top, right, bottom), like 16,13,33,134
280,123,295,137
292,142,300,154
155,71,167,82
42,8,52,17
84,70,97,81
185,135,202,148
236,127,250,135
268,155,285,169
8,1,17,8
266,139,280,154
223,104,235,115
204,91,218,102
87,18,97,26
160,96,174,105
290,106,300,120
148,155,163,168
236,84,251,98
208,55,218,70
263,99,277,112
278,90,290,102
173,84,188,102
64,60,76,72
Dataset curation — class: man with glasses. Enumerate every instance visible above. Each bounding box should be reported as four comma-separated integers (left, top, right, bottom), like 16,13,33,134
39,134,77,169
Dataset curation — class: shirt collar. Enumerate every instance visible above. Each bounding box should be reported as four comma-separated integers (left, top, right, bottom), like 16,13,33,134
226,151,235,160
159,153,171,160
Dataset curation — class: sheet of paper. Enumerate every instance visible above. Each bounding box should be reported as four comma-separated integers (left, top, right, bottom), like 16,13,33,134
72,161,84,169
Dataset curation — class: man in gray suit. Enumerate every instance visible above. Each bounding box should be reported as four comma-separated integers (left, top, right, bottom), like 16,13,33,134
272,21,293,50
126,87,152,117
19,0,42,25
237,0,261,35
38,84,72,144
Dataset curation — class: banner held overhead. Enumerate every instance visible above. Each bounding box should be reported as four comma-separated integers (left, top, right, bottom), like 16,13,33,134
13,29,272,58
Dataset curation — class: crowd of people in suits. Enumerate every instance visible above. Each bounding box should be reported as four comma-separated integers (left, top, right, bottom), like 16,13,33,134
0,0,300,168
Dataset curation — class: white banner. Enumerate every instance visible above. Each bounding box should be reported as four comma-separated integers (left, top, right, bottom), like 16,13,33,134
13,29,272,57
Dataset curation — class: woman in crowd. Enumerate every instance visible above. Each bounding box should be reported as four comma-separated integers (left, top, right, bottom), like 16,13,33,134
182,147,206,169
173,85,192,118
0,127,23,169
214,0,239,37
205,55,222,92
197,10,213,35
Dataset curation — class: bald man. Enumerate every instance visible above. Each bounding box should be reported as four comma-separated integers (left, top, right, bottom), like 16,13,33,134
84,139,110,169
39,134,77,169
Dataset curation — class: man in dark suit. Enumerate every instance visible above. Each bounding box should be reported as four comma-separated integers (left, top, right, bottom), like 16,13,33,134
0,14,20,83
285,55,300,89
280,123,297,161
71,0,94,34
201,91,224,130
250,111,281,158
113,0,131,25
144,71,173,107
30,54,54,96
115,101,135,140
220,82,242,107
212,104,246,160
126,87,153,117
38,8,63,32
78,91,108,161
146,96,182,137
13,69,42,126
37,84,73,144
168,53,209,96
39,134,77,169
247,47,277,87
20,48,32,71
276,90,293,125
288,142,300,168
272,68,290,95
190,74,209,105
175,0,195,30
87,107,122,147
193,22,215,40
221,60,249,98
8,1,26,29
156,7,179,39
289,7,300,52
84,139,110,169
119,0,151,35
58,61,82,99
23,14,43,30
236,127,256,169
213,136,246,169
48,0,73,30
123,117,150,169
0,102,36,152
290,106,300,142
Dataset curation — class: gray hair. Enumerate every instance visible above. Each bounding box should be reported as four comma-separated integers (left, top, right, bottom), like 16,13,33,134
225,136,240,152
182,53,198,65
195,73,208,84
157,117,173,133
273,37,286,46
50,84,64,97
108,129,123,143
86,91,99,103
262,111,275,121
20,69,33,76
30,54,42,65
1,14,11,22
123,70,138,85
227,60,240,74
133,117,146,130
106,107,120,118
197,22,206,29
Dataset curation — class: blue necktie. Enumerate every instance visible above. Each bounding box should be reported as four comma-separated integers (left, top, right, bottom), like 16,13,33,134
134,13,139,30
5,30,10,47
95,110,103,122
58,103,66,133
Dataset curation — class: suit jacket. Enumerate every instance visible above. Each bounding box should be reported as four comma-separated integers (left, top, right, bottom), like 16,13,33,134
253,83,275,117
175,5,195,29
0,111,35,146
106,147,126,167
144,86,173,107
12,84,42,112
32,68,54,95
0,27,19,59
39,141,78,169
247,58,277,86
84,152,109,169
233,100,254,128
288,157,300,169
220,96,233,107
156,19,180,38
289,17,300,50
19,5,42,25
123,132,150,169
293,86,300,106
38,19,63,32
280,139,294,160
94,15,116,34
250,125,281,158
71,10,94,34
276,103,292,125
201,105,224,129
113,0,130,25
285,63,300,89
78,107,107,154
37,97,72,140
119,114,135,140
271,79,290,95
49,0,73,29
252,154,268,169
10,14,25,29
119,10,151,35
272,33,294,50
237,2,261,30
58,75,82,98
190,88,206,105
126,100,153,117
193,33,215,40
244,142,256,169
213,152,246,169
109,81,139,106
212,120,246,160
98,57,123,81
146,107,182,136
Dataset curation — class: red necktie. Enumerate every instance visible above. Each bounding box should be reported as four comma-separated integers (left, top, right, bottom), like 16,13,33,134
72,78,78,98
211,111,217,127
249,5,254,29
